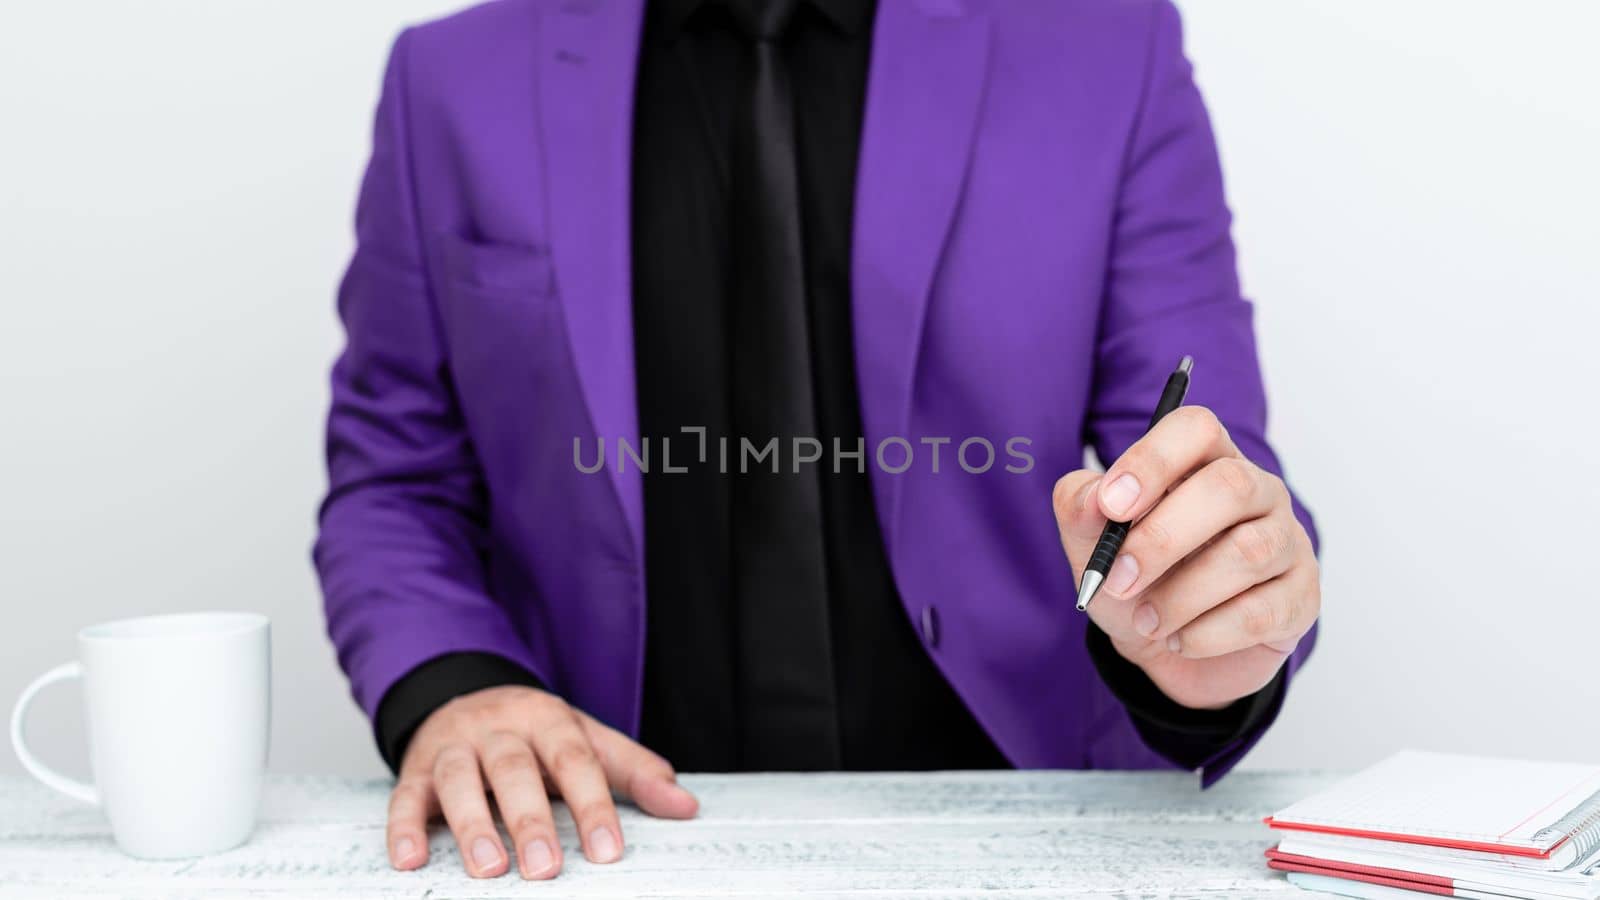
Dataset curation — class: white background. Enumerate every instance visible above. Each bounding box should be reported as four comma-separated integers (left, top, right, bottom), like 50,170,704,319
1,0,1596,781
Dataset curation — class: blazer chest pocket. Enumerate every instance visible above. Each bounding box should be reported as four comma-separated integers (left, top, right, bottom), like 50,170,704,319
433,232,557,302
429,233,567,401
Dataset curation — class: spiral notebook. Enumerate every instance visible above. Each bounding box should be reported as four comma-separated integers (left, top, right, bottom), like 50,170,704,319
1266,752,1600,871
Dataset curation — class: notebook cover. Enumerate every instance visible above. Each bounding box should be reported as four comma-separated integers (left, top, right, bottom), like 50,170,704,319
1263,817,1563,860
1265,752,1600,862
1268,848,1455,889
1269,857,1459,897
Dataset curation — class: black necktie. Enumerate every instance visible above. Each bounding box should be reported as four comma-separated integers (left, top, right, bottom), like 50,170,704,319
724,0,841,768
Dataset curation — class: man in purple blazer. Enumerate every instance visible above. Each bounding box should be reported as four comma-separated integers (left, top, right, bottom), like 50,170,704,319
316,0,1320,882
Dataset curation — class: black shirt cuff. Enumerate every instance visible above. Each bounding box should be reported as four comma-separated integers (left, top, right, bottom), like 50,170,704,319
373,652,546,774
1084,621,1285,771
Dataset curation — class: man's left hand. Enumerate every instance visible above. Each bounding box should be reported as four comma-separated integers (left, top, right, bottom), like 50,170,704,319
1052,406,1320,711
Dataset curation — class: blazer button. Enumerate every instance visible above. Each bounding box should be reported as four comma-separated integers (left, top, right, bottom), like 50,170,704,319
920,605,940,649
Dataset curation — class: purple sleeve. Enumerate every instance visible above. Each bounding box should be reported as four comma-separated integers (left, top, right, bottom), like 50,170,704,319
313,30,544,722
1084,0,1319,784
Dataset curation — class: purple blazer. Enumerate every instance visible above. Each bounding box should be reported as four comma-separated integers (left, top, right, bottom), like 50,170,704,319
316,0,1318,782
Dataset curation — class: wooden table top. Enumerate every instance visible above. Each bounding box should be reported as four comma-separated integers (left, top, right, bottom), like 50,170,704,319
0,770,1335,898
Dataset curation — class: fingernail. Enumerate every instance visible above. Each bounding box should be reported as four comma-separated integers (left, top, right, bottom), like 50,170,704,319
394,836,416,863
472,836,502,871
588,826,621,863
523,839,556,878
1078,476,1103,512
1266,636,1300,654
1133,603,1158,637
1105,553,1139,596
1167,634,1182,654
1101,473,1141,518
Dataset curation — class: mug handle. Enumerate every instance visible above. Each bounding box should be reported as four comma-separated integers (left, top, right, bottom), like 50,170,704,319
10,662,99,805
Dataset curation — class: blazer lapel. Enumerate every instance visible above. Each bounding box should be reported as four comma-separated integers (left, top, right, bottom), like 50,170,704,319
852,0,992,557
540,0,647,558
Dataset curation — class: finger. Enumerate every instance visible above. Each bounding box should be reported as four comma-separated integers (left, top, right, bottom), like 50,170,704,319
1105,458,1281,603
386,775,438,870
1051,469,1106,581
1054,470,1150,637
480,731,562,881
432,744,509,878
1134,514,1302,640
576,712,699,820
530,706,624,864
1169,564,1320,659
1097,406,1241,523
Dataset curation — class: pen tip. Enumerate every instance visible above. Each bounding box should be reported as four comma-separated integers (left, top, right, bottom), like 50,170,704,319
1075,570,1105,612
1178,355,1194,376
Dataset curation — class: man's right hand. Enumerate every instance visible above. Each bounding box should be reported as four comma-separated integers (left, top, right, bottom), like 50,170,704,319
387,685,699,880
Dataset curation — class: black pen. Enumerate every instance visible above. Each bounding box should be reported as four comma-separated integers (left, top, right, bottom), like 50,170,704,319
1075,355,1193,611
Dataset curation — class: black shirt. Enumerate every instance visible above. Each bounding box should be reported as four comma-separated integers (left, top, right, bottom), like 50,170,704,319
371,0,1281,775
629,0,1006,771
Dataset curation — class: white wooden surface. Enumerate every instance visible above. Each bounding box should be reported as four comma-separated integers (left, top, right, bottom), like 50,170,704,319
0,771,1335,898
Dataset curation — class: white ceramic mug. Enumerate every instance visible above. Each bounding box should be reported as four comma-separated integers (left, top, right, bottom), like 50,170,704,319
9,612,271,859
